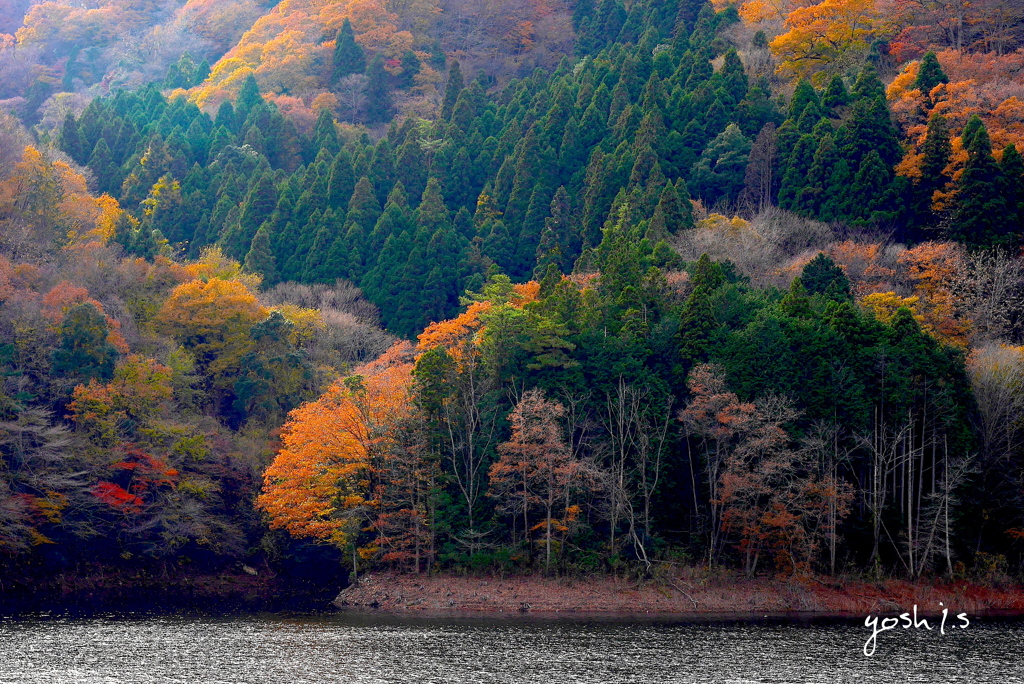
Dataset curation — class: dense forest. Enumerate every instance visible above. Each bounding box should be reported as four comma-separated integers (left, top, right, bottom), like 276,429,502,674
1,0,1024,596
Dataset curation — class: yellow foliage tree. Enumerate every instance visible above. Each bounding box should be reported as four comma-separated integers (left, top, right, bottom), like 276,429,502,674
770,0,896,81
154,276,267,383
860,291,923,325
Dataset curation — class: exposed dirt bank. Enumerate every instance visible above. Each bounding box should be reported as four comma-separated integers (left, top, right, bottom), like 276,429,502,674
334,571,1024,617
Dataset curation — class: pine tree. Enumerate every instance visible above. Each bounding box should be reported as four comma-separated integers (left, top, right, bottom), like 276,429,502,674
215,101,236,133
848,150,896,224
780,277,814,318
648,182,687,238
398,50,421,89
913,113,952,232
51,303,119,382
789,78,820,121
194,58,211,85
417,178,451,235
535,186,575,274
821,75,849,112
312,108,340,158
87,138,120,196
851,64,885,102
236,74,262,120
333,19,366,82
58,115,85,164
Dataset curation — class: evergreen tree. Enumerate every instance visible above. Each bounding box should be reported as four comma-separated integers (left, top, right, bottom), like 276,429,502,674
244,225,279,285
417,178,451,235
346,176,383,231
51,303,119,382
441,61,464,121
999,143,1024,232
332,19,366,82
914,51,948,102
913,113,952,233
535,186,575,274
821,75,849,112
851,64,885,101
58,115,85,164
236,74,262,121
690,123,752,206
801,253,851,301
327,150,356,210
398,50,421,89
789,78,820,121
365,56,393,124
87,138,120,196
949,116,1008,247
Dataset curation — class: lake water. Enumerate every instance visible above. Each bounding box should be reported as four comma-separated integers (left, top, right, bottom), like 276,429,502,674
0,611,1022,683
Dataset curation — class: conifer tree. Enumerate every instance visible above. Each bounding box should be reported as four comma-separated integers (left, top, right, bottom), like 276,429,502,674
346,176,383,232
999,143,1024,232
236,74,262,121
327,150,355,210
87,138,120,195
366,56,393,124
914,51,948,102
789,78,820,121
333,19,366,82
801,253,851,301
441,61,464,121
58,115,85,164
535,186,575,274
949,116,1008,247
914,113,952,231
398,51,421,89
244,225,279,285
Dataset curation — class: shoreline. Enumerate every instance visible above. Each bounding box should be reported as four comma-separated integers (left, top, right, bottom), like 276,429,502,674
333,571,1024,618
0,566,338,616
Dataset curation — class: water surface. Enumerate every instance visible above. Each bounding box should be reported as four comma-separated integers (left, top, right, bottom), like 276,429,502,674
0,611,1021,683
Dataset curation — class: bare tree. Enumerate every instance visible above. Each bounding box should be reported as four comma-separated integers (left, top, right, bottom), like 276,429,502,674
336,74,368,124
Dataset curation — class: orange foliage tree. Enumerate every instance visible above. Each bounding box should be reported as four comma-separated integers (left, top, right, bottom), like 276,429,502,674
192,0,433,107
680,364,852,574
257,341,428,565
0,146,123,252
891,50,1024,187
896,241,971,345
487,389,597,571
70,354,174,447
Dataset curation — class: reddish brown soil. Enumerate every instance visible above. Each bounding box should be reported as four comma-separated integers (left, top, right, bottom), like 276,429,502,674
334,570,1024,617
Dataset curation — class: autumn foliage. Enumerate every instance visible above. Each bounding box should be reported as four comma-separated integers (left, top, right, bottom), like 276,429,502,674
257,341,416,547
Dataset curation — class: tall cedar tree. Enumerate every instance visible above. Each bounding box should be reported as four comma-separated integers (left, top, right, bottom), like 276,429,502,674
949,116,1007,247
333,19,365,82
441,61,464,121
366,56,393,124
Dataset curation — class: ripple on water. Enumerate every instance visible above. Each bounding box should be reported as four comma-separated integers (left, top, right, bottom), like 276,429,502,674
0,613,1022,683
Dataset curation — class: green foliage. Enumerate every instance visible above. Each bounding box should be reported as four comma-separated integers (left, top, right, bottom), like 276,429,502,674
332,19,366,81
949,116,1009,247
800,253,851,301
51,304,119,383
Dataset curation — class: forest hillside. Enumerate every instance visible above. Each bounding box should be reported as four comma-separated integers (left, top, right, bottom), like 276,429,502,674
1,0,1024,600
